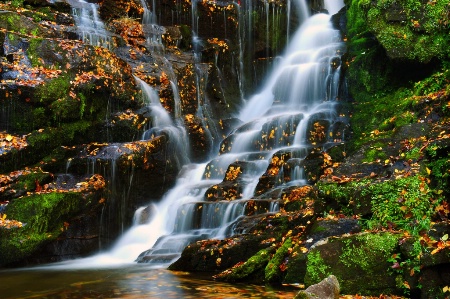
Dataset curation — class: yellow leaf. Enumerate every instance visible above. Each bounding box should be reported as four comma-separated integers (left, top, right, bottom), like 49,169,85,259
442,234,449,241
1,214,6,220
443,286,449,293
5,134,13,142
426,167,431,175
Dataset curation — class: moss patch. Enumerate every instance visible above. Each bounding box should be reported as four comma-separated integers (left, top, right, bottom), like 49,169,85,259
0,191,86,265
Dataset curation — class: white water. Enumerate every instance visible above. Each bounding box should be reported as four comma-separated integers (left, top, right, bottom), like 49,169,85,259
69,0,112,49
136,77,190,168
63,0,345,267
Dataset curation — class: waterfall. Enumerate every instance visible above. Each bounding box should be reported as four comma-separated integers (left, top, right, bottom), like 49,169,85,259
73,0,346,267
69,0,112,49
136,77,190,168
140,0,165,50
108,0,344,265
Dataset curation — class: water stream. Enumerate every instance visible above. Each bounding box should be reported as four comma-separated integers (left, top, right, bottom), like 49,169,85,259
69,0,112,49
89,0,346,266
59,0,345,269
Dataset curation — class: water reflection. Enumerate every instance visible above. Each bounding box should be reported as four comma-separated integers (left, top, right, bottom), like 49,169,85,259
0,265,298,298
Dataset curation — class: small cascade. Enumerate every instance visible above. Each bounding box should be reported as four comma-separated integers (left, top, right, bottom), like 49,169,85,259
69,0,112,49
94,0,346,267
136,77,190,168
140,0,165,51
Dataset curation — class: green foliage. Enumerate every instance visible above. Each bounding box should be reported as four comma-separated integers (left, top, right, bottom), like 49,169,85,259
414,69,450,96
304,250,331,285
404,147,421,160
11,0,24,8
427,154,450,197
361,176,436,233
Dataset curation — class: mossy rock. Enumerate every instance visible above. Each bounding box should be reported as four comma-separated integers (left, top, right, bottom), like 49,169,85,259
0,11,46,38
0,169,53,201
346,0,450,63
0,121,94,173
0,182,104,266
213,247,275,283
304,232,402,295
265,238,293,284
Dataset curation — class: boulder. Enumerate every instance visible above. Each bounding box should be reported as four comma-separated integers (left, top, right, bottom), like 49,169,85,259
295,275,340,299
304,232,402,295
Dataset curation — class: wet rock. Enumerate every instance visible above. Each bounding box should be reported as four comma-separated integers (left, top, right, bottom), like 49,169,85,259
306,218,361,246
169,211,314,273
185,114,212,162
295,275,340,299
99,0,144,21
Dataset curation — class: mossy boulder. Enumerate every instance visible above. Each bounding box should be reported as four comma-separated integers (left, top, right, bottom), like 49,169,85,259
0,174,106,266
304,232,402,295
346,0,450,63
212,247,275,283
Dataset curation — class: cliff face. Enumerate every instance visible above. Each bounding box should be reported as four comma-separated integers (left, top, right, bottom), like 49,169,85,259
0,0,449,297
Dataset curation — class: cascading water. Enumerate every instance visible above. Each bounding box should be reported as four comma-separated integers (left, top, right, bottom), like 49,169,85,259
95,0,346,266
69,0,112,49
139,0,165,50
136,77,190,168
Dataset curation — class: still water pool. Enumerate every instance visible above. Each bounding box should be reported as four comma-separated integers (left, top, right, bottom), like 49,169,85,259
0,264,299,298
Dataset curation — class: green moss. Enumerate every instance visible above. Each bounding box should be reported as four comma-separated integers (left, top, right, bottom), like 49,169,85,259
340,233,398,272
0,121,92,173
215,248,273,282
36,75,71,104
11,0,24,8
348,0,450,63
304,250,331,285
0,191,87,265
363,146,387,163
6,192,83,233
283,246,307,284
27,38,45,67
265,238,292,283
305,233,401,294
13,170,52,193
27,121,91,148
